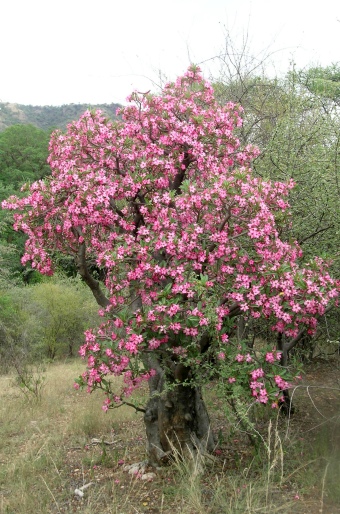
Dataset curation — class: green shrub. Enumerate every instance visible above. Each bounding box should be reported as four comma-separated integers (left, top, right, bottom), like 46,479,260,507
0,275,101,371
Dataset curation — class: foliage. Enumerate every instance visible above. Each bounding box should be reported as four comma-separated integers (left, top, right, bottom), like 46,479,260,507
0,235,20,288
3,66,339,421
0,124,53,282
255,70,340,262
26,277,101,359
0,124,51,188
0,289,31,373
0,276,100,371
216,339,301,418
214,63,340,266
296,63,340,104
212,58,340,364
13,361,46,402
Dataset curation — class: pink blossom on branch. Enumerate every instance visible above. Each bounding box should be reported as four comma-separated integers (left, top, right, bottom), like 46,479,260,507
2,65,339,407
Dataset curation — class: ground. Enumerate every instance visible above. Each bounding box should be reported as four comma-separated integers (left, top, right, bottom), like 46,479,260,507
0,358,339,513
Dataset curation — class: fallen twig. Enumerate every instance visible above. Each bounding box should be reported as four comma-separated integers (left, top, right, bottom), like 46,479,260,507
74,482,94,498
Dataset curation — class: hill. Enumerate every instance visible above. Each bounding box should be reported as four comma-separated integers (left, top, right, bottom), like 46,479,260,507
0,102,121,132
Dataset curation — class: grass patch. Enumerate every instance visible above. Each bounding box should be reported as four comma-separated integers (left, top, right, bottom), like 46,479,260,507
0,360,339,513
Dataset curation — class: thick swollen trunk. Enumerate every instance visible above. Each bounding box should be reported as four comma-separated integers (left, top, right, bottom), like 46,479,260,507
143,372,215,468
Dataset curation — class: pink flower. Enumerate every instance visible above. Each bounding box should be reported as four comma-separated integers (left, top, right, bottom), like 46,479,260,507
258,388,268,404
168,304,181,316
251,368,265,380
265,352,275,364
274,375,290,390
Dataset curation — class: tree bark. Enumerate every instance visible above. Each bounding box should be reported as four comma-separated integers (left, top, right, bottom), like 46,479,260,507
143,370,215,468
74,241,110,308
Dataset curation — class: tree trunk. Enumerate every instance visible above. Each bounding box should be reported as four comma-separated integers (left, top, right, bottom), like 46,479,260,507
277,333,295,415
143,371,215,468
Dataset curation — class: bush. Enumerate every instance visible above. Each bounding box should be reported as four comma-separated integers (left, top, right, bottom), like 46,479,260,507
0,291,31,372
26,276,101,359
0,275,101,372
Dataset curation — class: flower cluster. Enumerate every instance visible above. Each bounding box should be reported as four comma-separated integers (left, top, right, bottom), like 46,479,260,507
215,341,297,408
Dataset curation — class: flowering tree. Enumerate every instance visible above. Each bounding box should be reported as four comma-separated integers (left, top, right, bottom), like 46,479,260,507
3,66,339,466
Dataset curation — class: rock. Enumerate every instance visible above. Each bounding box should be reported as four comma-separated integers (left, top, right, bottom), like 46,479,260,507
141,472,156,481
123,461,148,476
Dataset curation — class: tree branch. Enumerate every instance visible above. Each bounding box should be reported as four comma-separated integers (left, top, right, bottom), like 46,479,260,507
298,224,334,245
170,150,193,194
109,199,125,219
285,305,334,353
72,228,110,308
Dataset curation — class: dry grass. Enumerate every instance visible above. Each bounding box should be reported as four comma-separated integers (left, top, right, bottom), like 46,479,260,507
0,360,339,513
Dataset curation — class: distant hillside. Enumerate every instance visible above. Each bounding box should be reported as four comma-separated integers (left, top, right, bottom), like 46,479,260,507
0,102,122,132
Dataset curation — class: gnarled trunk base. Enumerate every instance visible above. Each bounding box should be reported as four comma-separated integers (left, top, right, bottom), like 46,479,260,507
144,378,215,467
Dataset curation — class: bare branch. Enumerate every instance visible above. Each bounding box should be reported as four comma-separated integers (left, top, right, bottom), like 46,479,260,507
298,224,334,245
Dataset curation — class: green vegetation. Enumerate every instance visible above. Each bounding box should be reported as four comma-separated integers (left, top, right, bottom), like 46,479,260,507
0,275,101,372
213,62,340,355
0,124,52,282
0,124,50,190
215,64,340,265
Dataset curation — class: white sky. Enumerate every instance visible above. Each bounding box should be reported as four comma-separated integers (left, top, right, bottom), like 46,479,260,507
1,0,339,106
